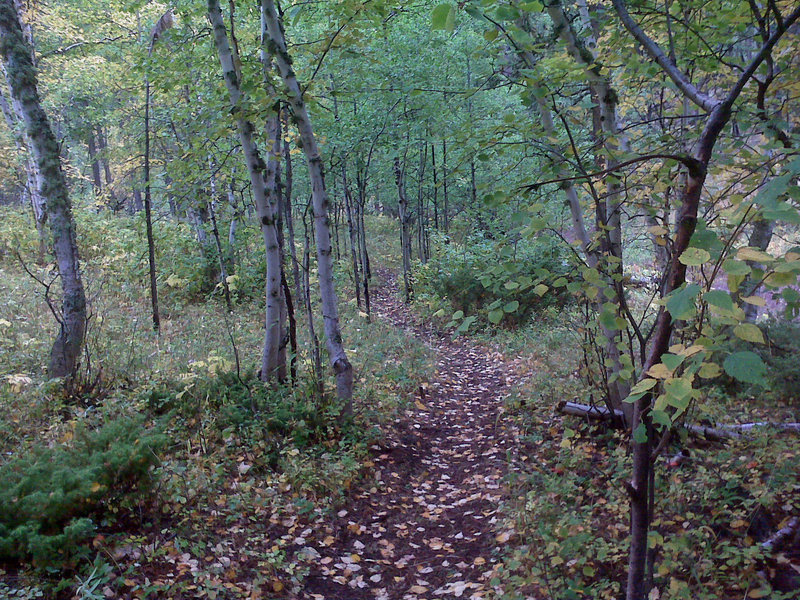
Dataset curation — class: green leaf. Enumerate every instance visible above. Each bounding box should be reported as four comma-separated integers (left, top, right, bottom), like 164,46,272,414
488,308,504,324
661,353,685,372
431,4,455,31
733,323,765,344
704,289,735,312
723,351,767,386
457,315,477,333
452,310,464,320
651,409,672,430
665,283,700,321
533,283,548,296
599,303,621,331
678,247,711,266
664,378,693,411
633,423,648,444
722,258,751,276
503,300,520,313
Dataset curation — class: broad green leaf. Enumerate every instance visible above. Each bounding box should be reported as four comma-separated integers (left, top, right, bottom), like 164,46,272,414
766,271,797,287
704,290,735,312
723,351,767,386
503,300,519,313
651,409,672,429
431,4,455,31
722,258,751,276
665,283,700,320
457,315,477,333
699,362,722,378
633,423,648,443
733,323,765,344
664,377,693,411
533,283,548,296
488,308,504,324
737,247,774,263
661,353,685,372
678,247,711,266
452,310,464,320
599,303,621,331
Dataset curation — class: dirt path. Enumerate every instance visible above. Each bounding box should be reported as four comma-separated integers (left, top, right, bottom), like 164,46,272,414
301,276,519,599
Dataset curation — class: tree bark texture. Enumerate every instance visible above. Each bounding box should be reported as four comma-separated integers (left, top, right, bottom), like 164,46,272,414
208,0,285,383
262,0,354,409
394,157,414,304
0,0,87,379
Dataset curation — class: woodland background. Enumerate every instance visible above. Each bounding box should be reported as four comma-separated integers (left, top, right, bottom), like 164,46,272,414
0,0,799,599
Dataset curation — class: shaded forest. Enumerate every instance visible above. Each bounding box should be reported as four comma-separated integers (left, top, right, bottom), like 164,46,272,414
1,0,799,599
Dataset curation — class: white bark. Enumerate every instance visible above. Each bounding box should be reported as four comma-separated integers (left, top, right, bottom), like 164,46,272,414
208,0,284,382
262,0,354,409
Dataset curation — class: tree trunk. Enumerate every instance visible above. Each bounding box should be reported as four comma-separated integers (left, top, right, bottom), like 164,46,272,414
394,157,413,303
302,204,324,398
207,164,232,312
0,70,46,263
262,0,353,410
283,135,303,304
143,78,160,332
208,0,285,383
610,4,800,597
342,162,362,308
442,139,449,232
0,0,87,379
87,126,102,199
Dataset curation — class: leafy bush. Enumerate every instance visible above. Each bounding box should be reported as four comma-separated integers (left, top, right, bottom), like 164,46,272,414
418,232,573,327
150,371,359,466
711,320,800,403
0,416,165,566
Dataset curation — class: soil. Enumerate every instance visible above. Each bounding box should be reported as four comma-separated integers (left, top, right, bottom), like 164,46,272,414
298,273,519,599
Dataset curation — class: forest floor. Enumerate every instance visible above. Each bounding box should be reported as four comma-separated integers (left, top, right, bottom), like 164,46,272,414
297,274,521,599
95,272,525,600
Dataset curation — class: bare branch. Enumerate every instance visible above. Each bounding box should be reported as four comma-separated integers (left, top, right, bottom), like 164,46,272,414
611,0,716,112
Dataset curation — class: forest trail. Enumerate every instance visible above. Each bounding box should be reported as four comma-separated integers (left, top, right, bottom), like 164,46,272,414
301,274,521,599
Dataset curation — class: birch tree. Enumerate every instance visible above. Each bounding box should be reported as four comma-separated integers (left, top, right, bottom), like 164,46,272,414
208,0,286,383
0,0,86,379
261,0,354,410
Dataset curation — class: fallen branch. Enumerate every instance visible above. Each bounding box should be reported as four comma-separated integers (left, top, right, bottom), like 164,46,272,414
556,401,800,441
762,517,800,552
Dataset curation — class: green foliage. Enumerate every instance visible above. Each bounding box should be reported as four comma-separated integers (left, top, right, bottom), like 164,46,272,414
503,418,800,599
713,320,800,403
0,416,165,567
417,233,572,328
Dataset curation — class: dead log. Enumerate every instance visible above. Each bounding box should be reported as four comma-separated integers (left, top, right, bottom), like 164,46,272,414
762,517,800,552
556,401,800,441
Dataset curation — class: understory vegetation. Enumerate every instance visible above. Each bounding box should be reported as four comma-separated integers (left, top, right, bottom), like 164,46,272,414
2,0,799,598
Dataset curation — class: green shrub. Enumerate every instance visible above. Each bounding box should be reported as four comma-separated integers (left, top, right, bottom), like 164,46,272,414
0,416,165,567
418,232,573,327
711,319,800,404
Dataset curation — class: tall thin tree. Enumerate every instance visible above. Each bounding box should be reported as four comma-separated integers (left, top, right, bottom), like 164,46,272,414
0,0,86,379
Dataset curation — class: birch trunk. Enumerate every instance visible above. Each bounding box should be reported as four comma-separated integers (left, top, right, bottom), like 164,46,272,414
513,16,632,417
0,0,87,379
208,0,284,383
262,0,354,409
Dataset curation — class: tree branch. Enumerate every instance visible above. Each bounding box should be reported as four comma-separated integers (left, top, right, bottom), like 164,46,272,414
611,0,716,112
520,153,703,191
